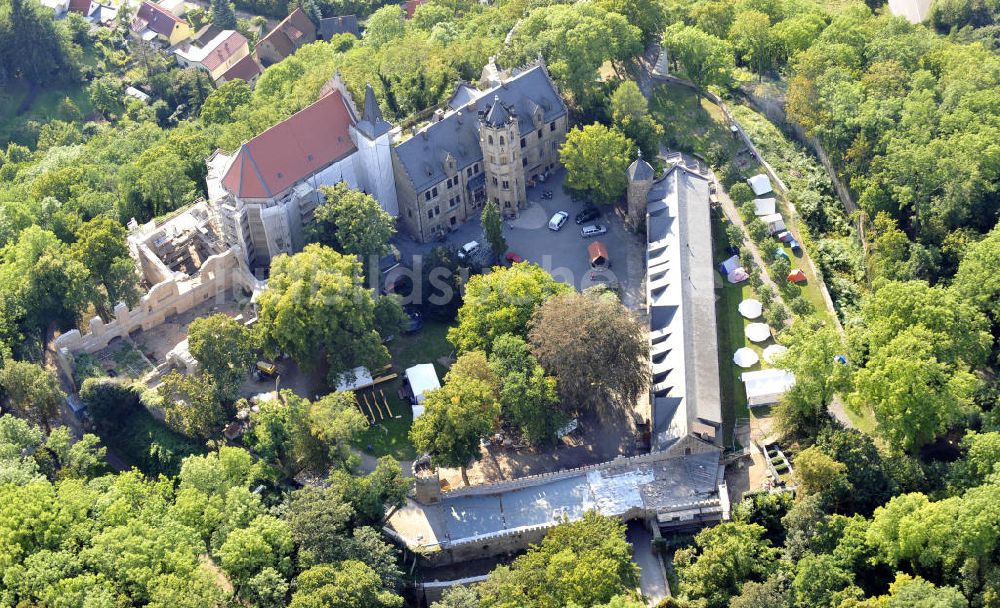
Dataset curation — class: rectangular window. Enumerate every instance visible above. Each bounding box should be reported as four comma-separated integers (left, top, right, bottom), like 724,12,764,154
474,163,480,173
537,129,542,138
522,158,527,167
424,191,431,201
432,187,438,197
550,121,556,131
500,156,507,165
467,167,473,177
427,209,433,219
489,155,495,164
492,177,498,186
450,197,457,208
434,206,440,216
502,180,509,190
520,138,526,148
446,178,452,188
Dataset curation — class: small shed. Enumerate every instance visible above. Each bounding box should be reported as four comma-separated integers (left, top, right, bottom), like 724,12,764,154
753,197,776,216
787,269,807,283
742,368,796,407
588,240,609,269
719,254,741,275
405,363,441,419
747,174,773,196
759,213,786,235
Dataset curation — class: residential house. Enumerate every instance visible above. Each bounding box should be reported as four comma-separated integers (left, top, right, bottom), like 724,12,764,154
68,0,90,14
40,0,70,17
131,1,192,45
392,60,568,242
207,77,398,270
174,29,251,83
86,2,118,24
318,15,359,40
255,7,316,67
218,53,264,85
403,0,424,18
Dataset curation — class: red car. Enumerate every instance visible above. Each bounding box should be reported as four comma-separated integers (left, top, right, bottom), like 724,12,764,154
505,252,523,264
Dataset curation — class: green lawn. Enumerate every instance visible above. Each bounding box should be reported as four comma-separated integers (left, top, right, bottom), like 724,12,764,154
648,85,744,162
353,320,455,460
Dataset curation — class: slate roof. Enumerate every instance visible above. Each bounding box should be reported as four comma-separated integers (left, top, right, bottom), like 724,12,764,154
318,15,359,39
394,65,566,193
482,95,513,127
628,154,654,181
132,1,182,36
356,83,393,139
221,89,356,199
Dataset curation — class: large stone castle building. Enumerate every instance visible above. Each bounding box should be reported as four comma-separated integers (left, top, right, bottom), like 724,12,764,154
391,62,568,242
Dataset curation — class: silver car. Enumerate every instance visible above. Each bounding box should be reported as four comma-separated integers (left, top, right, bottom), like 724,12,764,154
581,224,607,238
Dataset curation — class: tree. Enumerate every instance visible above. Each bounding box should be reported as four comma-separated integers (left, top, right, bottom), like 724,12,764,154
729,10,775,79
850,573,966,608
593,0,665,43
791,553,860,608
674,522,781,608
0,362,64,433
772,320,848,439
478,512,640,608
307,183,395,261
481,199,506,264
71,217,140,312
79,377,141,432
792,446,848,499
157,371,225,440
215,514,294,586
257,244,391,383
813,428,895,516
661,23,734,97
419,246,464,322
289,561,403,608
447,262,571,354
850,325,976,453
187,313,257,402
560,123,633,204
953,223,1000,333
286,483,355,567
44,427,108,480
529,291,646,417
409,363,499,480
200,79,252,124
610,81,663,161
363,5,405,48
210,0,237,29
433,586,480,608
489,334,564,445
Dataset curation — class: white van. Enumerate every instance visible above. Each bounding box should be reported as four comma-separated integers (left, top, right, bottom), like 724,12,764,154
457,240,481,260
548,211,569,231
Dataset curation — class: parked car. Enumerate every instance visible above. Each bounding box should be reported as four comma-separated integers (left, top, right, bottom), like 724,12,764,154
256,361,279,380
457,240,481,260
581,224,608,238
575,206,601,224
548,211,569,231
505,251,523,264
403,306,423,334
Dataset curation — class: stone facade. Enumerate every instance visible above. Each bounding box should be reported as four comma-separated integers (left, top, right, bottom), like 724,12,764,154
626,153,654,232
392,63,568,242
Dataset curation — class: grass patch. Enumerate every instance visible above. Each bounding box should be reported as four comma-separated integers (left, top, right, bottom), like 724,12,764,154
353,320,455,460
649,84,744,162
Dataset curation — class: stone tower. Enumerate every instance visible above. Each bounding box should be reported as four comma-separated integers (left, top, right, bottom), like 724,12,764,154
412,458,442,504
479,95,527,219
626,151,654,232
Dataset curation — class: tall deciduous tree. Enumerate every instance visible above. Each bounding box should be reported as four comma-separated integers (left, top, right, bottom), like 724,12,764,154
953,222,1000,333
481,199,506,264
529,291,646,417
157,371,225,440
661,23,734,98
0,362,64,433
610,81,663,161
489,334,563,445
447,262,571,354
257,244,391,383
308,183,396,261
187,313,258,402
289,561,403,608
560,123,634,204
729,10,775,79
792,446,848,499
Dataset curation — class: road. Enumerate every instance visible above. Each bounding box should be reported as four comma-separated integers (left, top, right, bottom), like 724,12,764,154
627,522,669,605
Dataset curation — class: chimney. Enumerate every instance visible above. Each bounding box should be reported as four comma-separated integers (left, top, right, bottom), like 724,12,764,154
433,108,445,122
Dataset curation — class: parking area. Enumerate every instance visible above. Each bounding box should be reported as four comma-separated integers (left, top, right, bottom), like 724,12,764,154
392,169,647,310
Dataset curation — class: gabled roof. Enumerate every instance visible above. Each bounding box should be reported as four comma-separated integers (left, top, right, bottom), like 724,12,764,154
403,0,425,18
132,1,182,36
221,52,263,82
221,89,357,199
175,30,248,71
68,0,90,13
256,7,316,60
394,65,567,193
319,15,359,39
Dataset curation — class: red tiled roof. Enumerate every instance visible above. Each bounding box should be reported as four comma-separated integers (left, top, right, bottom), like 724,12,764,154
221,52,263,82
256,7,315,60
134,1,182,36
222,90,357,199
69,0,90,13
201,31,248,70
403,0,424,19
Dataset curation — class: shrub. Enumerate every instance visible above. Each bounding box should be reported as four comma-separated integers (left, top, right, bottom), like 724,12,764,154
739,200,757,222
725,222,743,248
72,353,105,385
789,295,815,316
758,284,775,306
730,182,754,205
765,303,789,327
770,256,791,282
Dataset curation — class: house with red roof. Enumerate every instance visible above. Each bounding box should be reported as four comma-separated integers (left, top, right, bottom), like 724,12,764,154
206,76,398,269
218,53,264,85
131,0,191,45
255,7,316,67
174,29,251,83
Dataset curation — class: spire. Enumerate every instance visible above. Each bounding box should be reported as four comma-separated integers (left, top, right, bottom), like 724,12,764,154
483,95,511,128
356,82,392,139
627,148,654,182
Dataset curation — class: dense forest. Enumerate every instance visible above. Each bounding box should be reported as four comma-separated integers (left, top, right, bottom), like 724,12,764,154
1,0,1000,605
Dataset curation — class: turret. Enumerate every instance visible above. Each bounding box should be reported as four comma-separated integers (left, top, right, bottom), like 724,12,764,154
626,150,654,232
479,95,527,219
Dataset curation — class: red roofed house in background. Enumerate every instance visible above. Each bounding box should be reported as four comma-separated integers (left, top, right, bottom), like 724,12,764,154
403,0,425,18
174,29,252,83
130,0,191,45
205,76,399,269
219,53,264,85
255,7,317,67
68,0,91,14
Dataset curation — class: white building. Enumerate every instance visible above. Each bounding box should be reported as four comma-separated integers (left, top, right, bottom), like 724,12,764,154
207,77,398,270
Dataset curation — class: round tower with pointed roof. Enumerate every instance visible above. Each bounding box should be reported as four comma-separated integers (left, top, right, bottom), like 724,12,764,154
626,151,654,232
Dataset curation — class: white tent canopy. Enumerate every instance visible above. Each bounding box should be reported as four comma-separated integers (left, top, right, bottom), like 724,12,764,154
763,344,789,364
748,174,773,196
745,323,771,343
719,254,741,275
742,368,796,407
733,347,759,368
738,298,762,319
753,198,776,216
335,366,374,392
760,213,786,235
405,364,441,419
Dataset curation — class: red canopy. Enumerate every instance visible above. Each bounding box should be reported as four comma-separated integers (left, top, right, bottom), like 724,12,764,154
787,269,807,283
